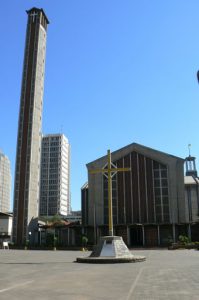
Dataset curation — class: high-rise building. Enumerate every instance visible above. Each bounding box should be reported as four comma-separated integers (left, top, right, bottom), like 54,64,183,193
39,134,70,216
13,8,49,245
0,151,11,213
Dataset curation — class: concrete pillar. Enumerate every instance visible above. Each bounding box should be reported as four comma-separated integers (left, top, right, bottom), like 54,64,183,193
172,224,176,243
127,226,130,246
157,225,160,245
72,229,75,245
67,228,70,245
96,227,99,244
188,224,191,241
142,226,145,246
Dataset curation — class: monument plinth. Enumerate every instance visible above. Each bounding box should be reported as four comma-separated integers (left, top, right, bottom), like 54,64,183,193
76,236,146,263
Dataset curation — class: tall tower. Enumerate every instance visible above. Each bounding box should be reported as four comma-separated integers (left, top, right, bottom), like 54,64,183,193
13,8,49,245
39,134,70,217
0,151,11,213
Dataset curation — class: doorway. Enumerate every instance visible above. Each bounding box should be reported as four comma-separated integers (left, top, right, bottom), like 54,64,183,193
130,227,143,246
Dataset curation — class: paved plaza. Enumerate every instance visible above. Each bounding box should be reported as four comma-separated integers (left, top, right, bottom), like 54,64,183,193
0,249,199,299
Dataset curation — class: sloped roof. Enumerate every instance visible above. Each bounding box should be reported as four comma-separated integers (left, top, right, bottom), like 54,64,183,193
0,212,13,217
40,220,80,229
87,142,184,169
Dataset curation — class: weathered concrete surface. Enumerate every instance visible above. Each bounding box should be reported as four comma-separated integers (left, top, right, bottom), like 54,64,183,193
0,249,199,299
77,236,146,263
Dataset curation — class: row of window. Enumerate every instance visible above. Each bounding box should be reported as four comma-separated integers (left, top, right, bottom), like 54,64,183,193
102,159,170,224
43,136,60,141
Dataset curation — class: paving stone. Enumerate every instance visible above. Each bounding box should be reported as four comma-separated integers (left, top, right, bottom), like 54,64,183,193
0,249,199,299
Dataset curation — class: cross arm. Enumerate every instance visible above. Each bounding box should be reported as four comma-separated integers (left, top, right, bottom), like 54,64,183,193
112,168,131,172
89,169,108,174
89,167,131,174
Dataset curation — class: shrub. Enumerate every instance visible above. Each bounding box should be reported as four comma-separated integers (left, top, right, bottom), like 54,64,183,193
178,235,190,245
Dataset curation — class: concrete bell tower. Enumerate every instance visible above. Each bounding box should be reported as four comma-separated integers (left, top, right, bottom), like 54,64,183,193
13,8,49,245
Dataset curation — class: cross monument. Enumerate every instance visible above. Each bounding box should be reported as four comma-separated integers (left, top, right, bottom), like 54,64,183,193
90,149,130,236
76,149,146,262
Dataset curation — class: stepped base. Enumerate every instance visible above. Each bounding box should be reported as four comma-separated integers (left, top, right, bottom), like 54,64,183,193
76,236,146,264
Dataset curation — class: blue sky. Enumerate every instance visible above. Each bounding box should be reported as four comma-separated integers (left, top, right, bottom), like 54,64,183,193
1,1,199,211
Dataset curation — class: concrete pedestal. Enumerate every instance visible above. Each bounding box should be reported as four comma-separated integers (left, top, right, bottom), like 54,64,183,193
76,236,146,263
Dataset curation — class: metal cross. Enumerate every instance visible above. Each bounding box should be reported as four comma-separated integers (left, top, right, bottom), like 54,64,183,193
90,150,131,236
188,144,191,156
30,12,38,22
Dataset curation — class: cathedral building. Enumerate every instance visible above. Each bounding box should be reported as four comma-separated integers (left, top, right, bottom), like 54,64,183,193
81,143,198,247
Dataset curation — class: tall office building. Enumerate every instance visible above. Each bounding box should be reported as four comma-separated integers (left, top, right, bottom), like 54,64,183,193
39,134,70,216
0,151,11,213
13,8,49,245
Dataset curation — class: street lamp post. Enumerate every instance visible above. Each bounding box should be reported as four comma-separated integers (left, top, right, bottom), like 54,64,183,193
38,228,41,246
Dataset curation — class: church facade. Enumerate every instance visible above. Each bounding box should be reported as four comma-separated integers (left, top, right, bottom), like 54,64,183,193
81,143,199,246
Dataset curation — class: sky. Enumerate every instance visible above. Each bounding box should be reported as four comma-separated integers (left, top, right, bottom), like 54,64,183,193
0,1,199,211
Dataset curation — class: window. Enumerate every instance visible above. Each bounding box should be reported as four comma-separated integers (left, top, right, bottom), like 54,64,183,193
153,161,170,223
